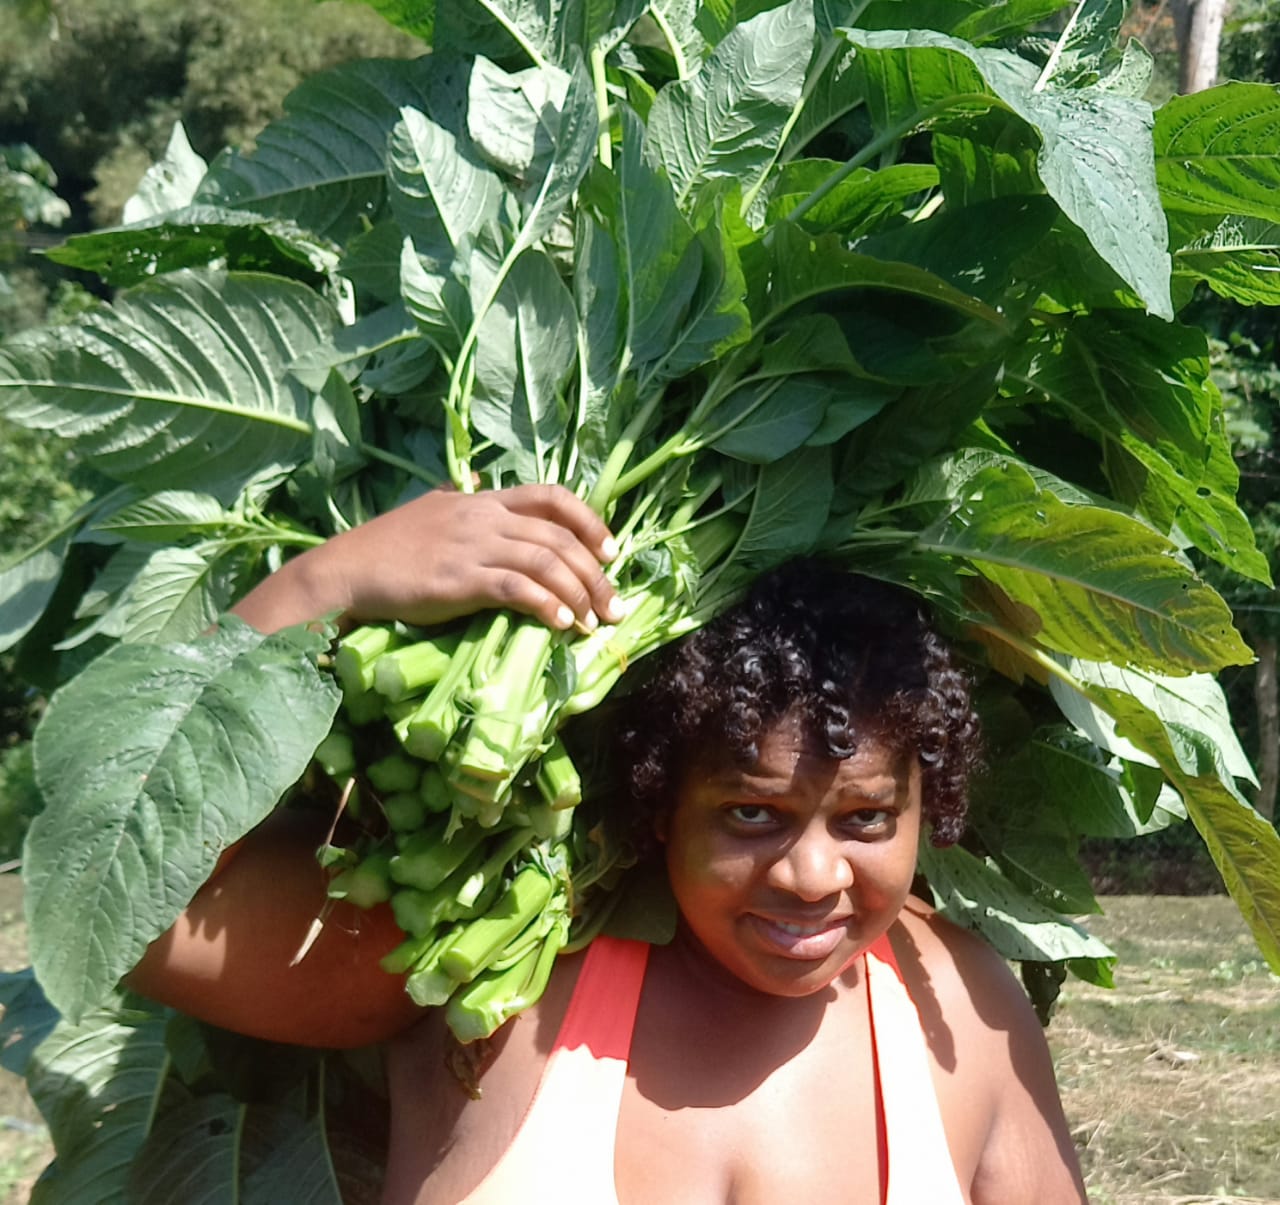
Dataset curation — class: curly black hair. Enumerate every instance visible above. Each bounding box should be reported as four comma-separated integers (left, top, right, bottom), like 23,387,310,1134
615,560,982,848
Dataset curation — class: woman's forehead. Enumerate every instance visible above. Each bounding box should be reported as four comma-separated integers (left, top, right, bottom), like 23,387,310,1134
683,707,912,782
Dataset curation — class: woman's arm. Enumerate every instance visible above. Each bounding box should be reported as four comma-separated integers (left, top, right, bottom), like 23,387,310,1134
129,485,619,1047
127,808,419,1048
231,484,621,635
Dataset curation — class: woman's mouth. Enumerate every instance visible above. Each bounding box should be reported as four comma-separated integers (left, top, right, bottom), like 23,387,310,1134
748,914,852,960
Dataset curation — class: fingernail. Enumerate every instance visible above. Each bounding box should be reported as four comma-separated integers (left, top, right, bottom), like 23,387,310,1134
583,610,599,631
601,536,619,561
555,605,575,629
604,595,625,623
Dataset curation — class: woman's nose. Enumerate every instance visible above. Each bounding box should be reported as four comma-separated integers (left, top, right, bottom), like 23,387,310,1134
766,827,853,900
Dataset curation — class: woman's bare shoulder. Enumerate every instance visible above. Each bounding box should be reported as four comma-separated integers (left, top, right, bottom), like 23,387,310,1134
892,895,1039,1032
890,896,1087,1205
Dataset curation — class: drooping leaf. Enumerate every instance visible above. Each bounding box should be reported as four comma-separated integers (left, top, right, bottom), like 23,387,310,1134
1011,312,1270,582
647,0,815,210
917,843,1114,964
918,461,1253,673
24,993,170,1205
0,271,336,501
843,27,1172,318
1058,671,1280,972
1049,657,1256,786
732,445,834,572
27,618,341,1021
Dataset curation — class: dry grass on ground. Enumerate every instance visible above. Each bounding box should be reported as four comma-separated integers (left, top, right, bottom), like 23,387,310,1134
1051,896,1280,1205
0,882,1275,1203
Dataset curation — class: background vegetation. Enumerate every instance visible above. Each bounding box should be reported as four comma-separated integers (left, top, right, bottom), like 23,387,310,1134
6,0,1280,886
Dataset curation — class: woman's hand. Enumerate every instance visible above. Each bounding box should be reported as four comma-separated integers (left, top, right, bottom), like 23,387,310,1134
233,485,623,635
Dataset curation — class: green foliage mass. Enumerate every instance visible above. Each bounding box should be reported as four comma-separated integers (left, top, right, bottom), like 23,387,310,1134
4,0,1280,1196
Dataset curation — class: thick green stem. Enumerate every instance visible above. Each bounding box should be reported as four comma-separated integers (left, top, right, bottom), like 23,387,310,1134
585,389,668,512
785,94,991,227
591,43,612,168
359,441,446,488
440,866,554,982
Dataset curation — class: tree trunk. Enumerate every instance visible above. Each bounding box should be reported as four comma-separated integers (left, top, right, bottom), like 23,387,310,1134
1254,636,1278,822
1170,0,1230,93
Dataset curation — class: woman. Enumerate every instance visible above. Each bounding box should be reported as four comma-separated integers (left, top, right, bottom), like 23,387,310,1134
130,485,1088,1205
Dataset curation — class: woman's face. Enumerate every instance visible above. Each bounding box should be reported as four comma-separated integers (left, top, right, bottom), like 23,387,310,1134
662,709,922,997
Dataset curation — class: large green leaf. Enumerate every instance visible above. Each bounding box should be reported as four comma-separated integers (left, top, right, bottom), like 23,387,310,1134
195,57,445,241
1056,667,1280,971
0,271,336,501
387,105,503,262
1155,83,1280,226
24,993,170,1205
472,249,579,479
918,461,1253,673
647,0,814,210
1011,313,1269,582
916,843,1114,963
46,207,339,289
26,618,340,1021
843,27,1172,318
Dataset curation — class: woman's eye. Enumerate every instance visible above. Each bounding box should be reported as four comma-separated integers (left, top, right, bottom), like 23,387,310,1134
727,804,775,826
845,808,892,832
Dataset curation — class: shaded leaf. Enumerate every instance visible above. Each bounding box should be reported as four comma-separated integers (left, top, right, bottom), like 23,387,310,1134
27,618,340,1021
917,843,1113,963
26,994,169,1205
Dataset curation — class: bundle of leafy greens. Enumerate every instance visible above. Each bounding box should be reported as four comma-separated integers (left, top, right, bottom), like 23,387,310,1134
3,0,1280,1196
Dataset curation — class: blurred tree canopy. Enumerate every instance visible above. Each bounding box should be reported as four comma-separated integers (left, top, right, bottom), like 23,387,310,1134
0,0,418,228
0,0,420,859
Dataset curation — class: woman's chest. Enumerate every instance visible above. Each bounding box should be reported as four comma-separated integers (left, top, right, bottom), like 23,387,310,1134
613,974,885,1204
